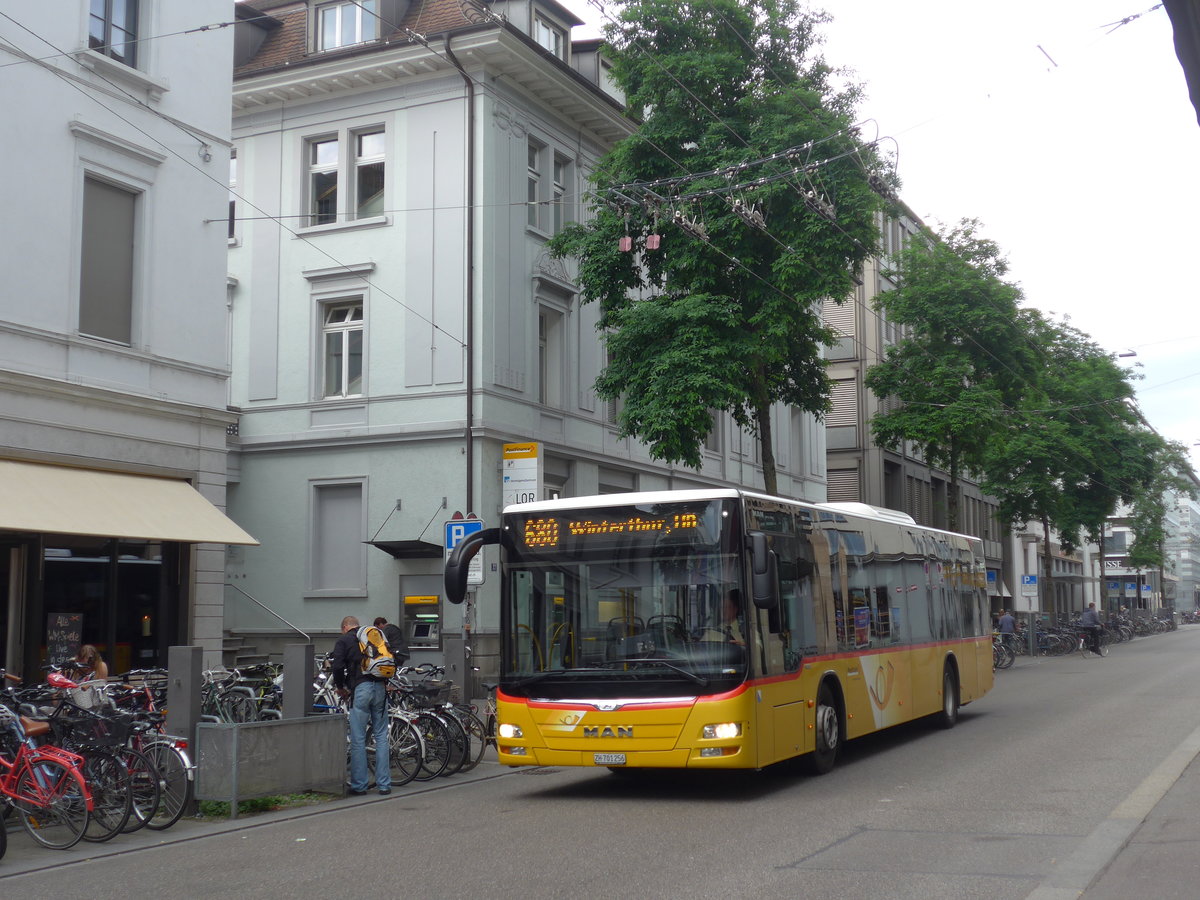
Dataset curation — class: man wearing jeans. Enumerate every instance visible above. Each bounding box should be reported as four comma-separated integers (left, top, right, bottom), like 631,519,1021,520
331,615,391,796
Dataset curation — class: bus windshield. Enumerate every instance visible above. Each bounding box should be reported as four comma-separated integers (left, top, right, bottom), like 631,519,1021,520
500,498,747,699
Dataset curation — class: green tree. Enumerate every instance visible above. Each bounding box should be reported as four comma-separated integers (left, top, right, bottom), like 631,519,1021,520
864,219,1032,530
549,0,887,494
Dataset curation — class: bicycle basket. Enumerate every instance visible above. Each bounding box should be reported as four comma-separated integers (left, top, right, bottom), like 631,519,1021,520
68,684,111,710
412,680,455,706
51,710,133,748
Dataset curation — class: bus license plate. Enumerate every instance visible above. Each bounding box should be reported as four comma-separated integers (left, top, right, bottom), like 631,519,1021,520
594,752,626,766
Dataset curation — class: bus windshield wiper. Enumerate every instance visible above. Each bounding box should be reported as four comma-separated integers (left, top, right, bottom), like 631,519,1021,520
508,668,602,688
603,658,708,686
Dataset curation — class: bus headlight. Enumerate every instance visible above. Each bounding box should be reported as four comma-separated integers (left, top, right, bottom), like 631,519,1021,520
702,723,742,740
498,723,523,739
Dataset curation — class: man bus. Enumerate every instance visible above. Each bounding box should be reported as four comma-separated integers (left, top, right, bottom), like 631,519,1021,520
445,489,992,774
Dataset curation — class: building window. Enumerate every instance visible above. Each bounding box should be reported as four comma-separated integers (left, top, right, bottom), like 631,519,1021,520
703,409,721,453
552,154,570,234
89,0,139,67
527,142,571,234
80,175,136,344
538,306,564,407
599,58,624,102
355,131,385,218
318,0,377,51
534,15,566,59
310,481,366,593
527,140,543,229
308,136,339,226
306,128,385,227
603,345,622,425
228,149,238,240
322,302,364,398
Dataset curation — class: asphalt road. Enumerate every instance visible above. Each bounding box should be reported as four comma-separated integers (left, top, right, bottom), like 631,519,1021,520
5,627,1200,900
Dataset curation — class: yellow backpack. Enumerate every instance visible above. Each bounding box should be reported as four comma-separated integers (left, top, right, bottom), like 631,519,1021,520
356,625,397,680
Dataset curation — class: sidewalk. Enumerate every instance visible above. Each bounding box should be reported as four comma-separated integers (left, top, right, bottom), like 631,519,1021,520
1026,718,1200,899
0,756,510,876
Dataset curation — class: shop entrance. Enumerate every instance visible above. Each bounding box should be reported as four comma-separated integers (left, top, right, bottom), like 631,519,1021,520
39,537,181,675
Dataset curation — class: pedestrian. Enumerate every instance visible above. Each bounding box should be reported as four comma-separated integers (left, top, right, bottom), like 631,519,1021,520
71,644,108,681
330,615,391,796
374,616,410,666
1080,602,1103,656
997,608,1017,651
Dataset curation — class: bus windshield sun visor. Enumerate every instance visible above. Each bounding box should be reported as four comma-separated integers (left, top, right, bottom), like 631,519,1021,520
444,527,500,603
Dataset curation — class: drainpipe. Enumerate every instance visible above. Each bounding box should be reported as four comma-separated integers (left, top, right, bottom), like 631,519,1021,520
443,36,476,514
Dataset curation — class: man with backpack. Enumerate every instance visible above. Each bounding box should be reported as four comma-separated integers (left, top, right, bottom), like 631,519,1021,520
331,615,392,796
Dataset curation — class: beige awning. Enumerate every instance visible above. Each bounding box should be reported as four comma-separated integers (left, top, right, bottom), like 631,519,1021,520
0,459,258,545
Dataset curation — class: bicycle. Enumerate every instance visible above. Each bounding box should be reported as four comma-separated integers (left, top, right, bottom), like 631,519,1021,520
1074,626,1109,658
0,704,93,849
106,670,194,831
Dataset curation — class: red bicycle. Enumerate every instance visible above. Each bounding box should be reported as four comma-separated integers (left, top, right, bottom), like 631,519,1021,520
0,703,93,849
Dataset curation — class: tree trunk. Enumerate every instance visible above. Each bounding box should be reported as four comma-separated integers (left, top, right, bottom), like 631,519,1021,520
947,446,961,533
1041,515,1055,623
754,398,777,496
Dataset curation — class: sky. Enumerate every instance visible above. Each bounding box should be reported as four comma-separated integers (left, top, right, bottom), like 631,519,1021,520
558,0,1200,475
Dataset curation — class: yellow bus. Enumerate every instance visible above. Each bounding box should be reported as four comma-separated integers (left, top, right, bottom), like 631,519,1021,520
445,489,992,773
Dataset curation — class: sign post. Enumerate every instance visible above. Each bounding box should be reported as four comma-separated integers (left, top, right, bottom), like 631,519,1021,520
1019,575,1038,656
502,442,541,508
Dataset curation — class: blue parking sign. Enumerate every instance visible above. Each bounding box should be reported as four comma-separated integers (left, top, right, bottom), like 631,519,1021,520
445,519,483,550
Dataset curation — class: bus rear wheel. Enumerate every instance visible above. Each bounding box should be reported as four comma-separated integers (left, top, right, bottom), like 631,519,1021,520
807,683,840,775
938,667,959,729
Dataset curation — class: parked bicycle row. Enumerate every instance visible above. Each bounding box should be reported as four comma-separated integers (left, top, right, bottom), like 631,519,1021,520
0,666,194,855
190,655,490,790
992,611,1182,669
311,658,488,787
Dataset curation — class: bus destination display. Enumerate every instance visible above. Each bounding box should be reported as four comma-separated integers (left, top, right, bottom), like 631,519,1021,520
521,512,700,549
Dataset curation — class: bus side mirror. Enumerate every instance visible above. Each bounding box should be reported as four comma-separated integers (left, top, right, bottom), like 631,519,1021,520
444,528,501,604
749,531,780,610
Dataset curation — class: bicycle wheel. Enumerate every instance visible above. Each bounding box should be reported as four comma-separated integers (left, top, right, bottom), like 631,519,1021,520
410,712,451,781
14,759,90,850
437,710,469,777
223,692,258,723
387,718,422,787
81,749,132,842
450,707,488,772
140,740,191,830
117,746,162,833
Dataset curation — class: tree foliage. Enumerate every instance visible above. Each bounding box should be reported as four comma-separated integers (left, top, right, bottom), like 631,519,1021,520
549,0,889,494
864,219,1032,530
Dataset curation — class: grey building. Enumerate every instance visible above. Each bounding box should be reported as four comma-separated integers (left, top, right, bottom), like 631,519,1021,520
0,2,255,677
225,0,831,683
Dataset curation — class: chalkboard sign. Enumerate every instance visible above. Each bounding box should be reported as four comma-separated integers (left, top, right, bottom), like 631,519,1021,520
46,613,83,665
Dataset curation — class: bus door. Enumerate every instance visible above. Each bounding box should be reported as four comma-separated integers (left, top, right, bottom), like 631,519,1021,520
745,504,812,766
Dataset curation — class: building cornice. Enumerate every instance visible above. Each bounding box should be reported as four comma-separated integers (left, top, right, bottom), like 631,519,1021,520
233,28,632,145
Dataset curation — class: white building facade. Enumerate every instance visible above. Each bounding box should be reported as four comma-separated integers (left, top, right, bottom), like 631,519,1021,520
0,2,254,676
226,0,830,683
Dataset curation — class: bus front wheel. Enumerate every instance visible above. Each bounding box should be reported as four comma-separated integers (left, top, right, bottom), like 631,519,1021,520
807,682,841,775
938,667,960,729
